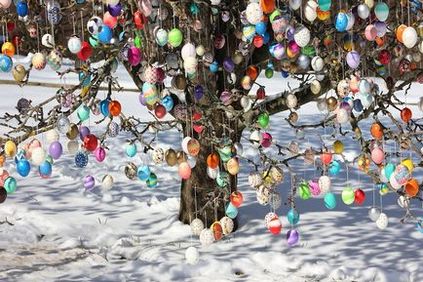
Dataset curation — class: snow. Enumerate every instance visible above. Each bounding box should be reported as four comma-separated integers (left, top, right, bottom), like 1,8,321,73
0,60,422,281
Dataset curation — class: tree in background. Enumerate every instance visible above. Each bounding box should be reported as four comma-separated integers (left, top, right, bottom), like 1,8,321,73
0,0,421,249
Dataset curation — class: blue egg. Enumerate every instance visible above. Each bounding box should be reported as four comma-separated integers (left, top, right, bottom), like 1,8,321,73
353,99,363,112
225,203,238,219
39,161,52,177
161,95,174,112
137,165,151,181
16,1,28,17
77,105,90,122
100,99,110,117
189,3,200,15
324,192,337,209
98,25,113,43
328,160,341,176
255,22,267,35
287,208,300,225
79,72,91,86
384,163,395,179
0,55,12,72
4,177,17,194
281,71,289,78
126,143,137,157
209,61,219,73
75,151,88,168
335,12,348,32
17,159,31,177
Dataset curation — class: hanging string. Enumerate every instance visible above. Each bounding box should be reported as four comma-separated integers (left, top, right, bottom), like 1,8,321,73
194,185,198,219
80,11,84,41
372,184,376,207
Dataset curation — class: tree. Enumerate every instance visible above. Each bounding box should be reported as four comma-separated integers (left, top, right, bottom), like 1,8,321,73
0,0,422,245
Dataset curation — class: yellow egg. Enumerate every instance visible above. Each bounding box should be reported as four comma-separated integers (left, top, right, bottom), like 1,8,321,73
4,140,17,157
401,159,414,172
333,140,344,154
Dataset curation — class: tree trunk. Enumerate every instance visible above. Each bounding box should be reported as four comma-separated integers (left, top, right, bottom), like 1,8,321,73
178,123,241,229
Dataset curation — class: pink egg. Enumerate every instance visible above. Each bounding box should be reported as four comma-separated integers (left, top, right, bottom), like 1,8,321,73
261,132,272,148
103,12,117,28
94,147,106,162
128,47,142,66
0,169,9,186
371,147,384,165
364,25,377,41
349,75,359,93
178,162,192,179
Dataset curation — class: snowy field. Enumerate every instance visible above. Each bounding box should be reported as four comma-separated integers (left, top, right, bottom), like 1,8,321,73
0,60,422,282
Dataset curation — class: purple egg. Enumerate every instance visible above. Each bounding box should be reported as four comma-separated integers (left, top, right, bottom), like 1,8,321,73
285,25,295,41
340,101,352,112
139,93,147,106
49,141,63,160
286,229,300,246
374,21,387,37
108,3,122,17
84,175,95,191
79,126,90,141
94,147,106,162
223,57,235,73
194,85,204,100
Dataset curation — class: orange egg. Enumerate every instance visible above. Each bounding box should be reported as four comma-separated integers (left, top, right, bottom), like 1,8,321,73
207,152,220,169
396,24,407,43
317,7,331,21
2,42,15,57
405,178,419,197
109,100,122,116
246,65,259,81
211,221,223,240
260,0,276,14
375,36,385,47
0,155,5,167
370,122,383,140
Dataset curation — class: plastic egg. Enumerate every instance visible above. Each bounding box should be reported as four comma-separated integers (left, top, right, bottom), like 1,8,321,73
0,0,12,9
207,166,219,179
403,27,418,49
374,2,389,22
230,191,243,208
287,208,300,225
328,160,341,176
185,246,199,265
324,192,337,209
354,189,366,205
268,217,282,235
364,25,377,41
245,2,263,25
48,141,63,160
178,162,191,179
341,187,355,205
227,157,240,175
0,54,12,72
261,132,272,148
368,207,381,221
68,36,82,53
376,213,388,230
400,107,412,123
304,0,318,22
98,25,113,43
357,4,370,19
286,229,300,246
4,176,16,193
155,28,168,46
299,181,311,200
190,218,204,236
346,51,360,69
146,173,158,188
335,12,348,32
168,28,183,47
225,202,238,219
84,175,95,191
31,147,45,166
289,0,302,10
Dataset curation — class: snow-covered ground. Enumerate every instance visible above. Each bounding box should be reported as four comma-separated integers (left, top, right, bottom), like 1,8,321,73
0,61,422,281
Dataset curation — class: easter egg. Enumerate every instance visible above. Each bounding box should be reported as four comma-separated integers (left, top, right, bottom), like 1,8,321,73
49,141,63,160
225,202,238,219
324,192,336,209
354,189,366,205
286,229,300,246
4,177,16,193
371,146,384,165
84,175,95,191
230,191,244,208
328,160,341,176
178,162,191,179
341,187,355,205
268,217,282,235
168,28,183,47
17,159,30,177
376,213,388,230
287,208,300,225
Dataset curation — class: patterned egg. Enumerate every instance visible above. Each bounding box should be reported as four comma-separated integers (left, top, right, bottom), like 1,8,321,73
220,216,234,235
124,162,138,180
264,212,278,228
108,121,120,137
32,52,46,70
248,172,263,188
47,49,62,71
227,157,240,175
269,166,284,183
190,218,204,236
199,229,215,247
152,148,165,164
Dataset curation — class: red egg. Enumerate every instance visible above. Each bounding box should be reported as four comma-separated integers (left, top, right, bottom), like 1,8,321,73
256,87,265,99
83,134,98,152
109,100,122,116
354,189,366,205
400,107,412,123
378,50,391,65
134,11,145,29
154,104,167,119
253,35,264,48
230,191,244,208
268,217,282,235
103,12,117,28
211,221,223,240
320,152,333,165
